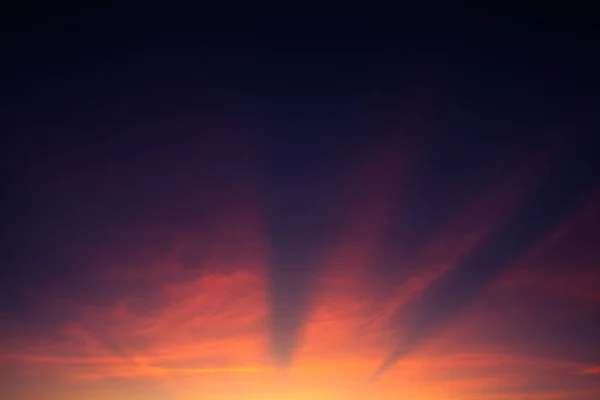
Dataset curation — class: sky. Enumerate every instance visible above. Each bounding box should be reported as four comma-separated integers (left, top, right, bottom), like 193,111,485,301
1,10,600,400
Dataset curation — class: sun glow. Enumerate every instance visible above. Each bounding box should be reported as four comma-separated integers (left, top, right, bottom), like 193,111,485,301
2,137,600,400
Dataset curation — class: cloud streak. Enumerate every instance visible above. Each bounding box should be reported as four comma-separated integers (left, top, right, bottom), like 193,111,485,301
372,135,599,379
2,114,599,399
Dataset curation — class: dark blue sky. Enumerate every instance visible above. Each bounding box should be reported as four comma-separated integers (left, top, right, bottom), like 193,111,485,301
1,9,599,387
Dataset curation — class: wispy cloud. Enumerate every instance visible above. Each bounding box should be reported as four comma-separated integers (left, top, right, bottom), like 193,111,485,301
371,137,600,380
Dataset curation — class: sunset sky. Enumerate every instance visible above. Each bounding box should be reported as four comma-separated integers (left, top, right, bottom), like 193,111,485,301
2,10,599,400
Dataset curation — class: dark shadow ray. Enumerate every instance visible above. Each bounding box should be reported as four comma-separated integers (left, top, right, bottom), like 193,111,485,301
263,115,365,368
371,134,599,380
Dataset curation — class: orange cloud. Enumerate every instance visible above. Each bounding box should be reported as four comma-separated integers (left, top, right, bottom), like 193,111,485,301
2,146,600,400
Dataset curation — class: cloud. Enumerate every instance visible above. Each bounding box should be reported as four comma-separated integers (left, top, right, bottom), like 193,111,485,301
3,109,599,399
0,267,268,384
371,135,600,379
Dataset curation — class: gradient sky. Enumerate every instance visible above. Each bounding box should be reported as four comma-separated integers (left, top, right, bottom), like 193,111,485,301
2,10,600,400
